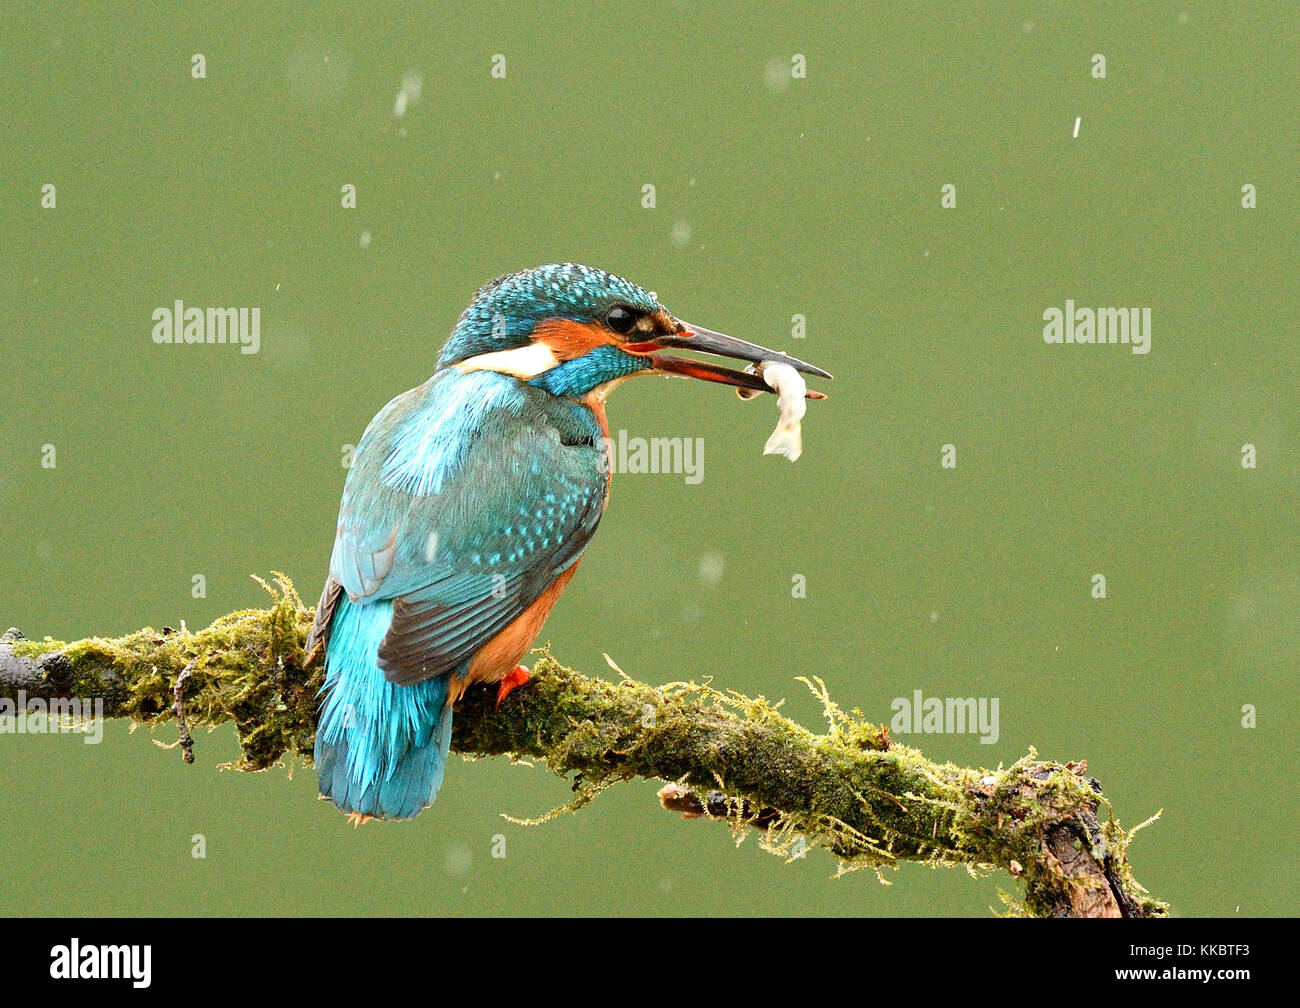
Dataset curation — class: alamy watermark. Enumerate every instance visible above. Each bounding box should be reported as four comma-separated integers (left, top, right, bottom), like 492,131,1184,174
0,691,104,743
1042,300,1151,355
50,940,150,988
890,690,999,744
599,429,703,485
151,300,260,354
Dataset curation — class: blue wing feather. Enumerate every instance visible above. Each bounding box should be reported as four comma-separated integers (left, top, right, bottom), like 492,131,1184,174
323,368,607,686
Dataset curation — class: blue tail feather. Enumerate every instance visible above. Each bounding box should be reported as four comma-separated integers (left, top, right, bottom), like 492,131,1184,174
314,597,453,820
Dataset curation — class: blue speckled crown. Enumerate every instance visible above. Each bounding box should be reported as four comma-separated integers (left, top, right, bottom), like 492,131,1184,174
437,264,663,368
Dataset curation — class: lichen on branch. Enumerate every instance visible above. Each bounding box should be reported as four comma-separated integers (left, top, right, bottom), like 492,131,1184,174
0,574,1166,918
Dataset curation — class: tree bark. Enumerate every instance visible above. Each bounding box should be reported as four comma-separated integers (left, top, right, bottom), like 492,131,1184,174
0,574,1166,918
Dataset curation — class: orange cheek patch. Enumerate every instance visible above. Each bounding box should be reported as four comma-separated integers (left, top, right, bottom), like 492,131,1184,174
531,318,611,361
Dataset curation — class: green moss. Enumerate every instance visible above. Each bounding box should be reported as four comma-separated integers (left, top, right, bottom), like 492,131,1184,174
0,574,1167,917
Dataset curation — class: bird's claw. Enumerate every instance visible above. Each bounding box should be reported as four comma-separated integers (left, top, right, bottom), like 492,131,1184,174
495,664,531,710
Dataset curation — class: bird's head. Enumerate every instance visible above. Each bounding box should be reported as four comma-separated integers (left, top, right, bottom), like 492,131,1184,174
437,263,830,401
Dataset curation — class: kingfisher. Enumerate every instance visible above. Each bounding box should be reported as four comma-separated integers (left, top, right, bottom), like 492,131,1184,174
306,263,830,823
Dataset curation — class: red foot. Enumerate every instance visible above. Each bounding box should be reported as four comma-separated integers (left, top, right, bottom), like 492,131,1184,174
495,665,531,710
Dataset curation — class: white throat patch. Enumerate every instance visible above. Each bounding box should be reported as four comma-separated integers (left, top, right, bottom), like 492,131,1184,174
455,343,560,380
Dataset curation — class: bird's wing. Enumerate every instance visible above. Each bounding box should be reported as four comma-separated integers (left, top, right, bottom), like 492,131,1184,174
305,575,344,656
321,369,608,687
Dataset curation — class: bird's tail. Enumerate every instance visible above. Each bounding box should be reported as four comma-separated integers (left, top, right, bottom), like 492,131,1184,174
314,596,452,820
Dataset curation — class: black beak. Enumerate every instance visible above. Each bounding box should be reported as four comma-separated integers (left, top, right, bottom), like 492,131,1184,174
625,320,831,399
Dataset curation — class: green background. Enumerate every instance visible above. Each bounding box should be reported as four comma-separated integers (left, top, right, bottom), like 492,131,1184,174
1,2,1296,916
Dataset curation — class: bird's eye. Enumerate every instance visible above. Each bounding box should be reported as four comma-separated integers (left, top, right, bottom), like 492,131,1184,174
605,306,637,335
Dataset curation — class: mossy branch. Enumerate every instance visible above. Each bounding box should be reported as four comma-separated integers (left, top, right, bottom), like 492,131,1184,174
0,574,1166,918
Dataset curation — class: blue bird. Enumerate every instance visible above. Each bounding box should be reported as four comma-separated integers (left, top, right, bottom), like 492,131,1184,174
307,264,830,823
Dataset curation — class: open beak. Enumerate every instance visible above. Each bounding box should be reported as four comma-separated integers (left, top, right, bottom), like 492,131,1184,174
625,321,831,400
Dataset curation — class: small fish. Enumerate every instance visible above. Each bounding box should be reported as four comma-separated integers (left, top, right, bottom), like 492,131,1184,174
737,361,807,461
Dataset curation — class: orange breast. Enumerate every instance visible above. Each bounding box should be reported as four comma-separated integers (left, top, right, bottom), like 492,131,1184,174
450,562,581,703
583,388,615,508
